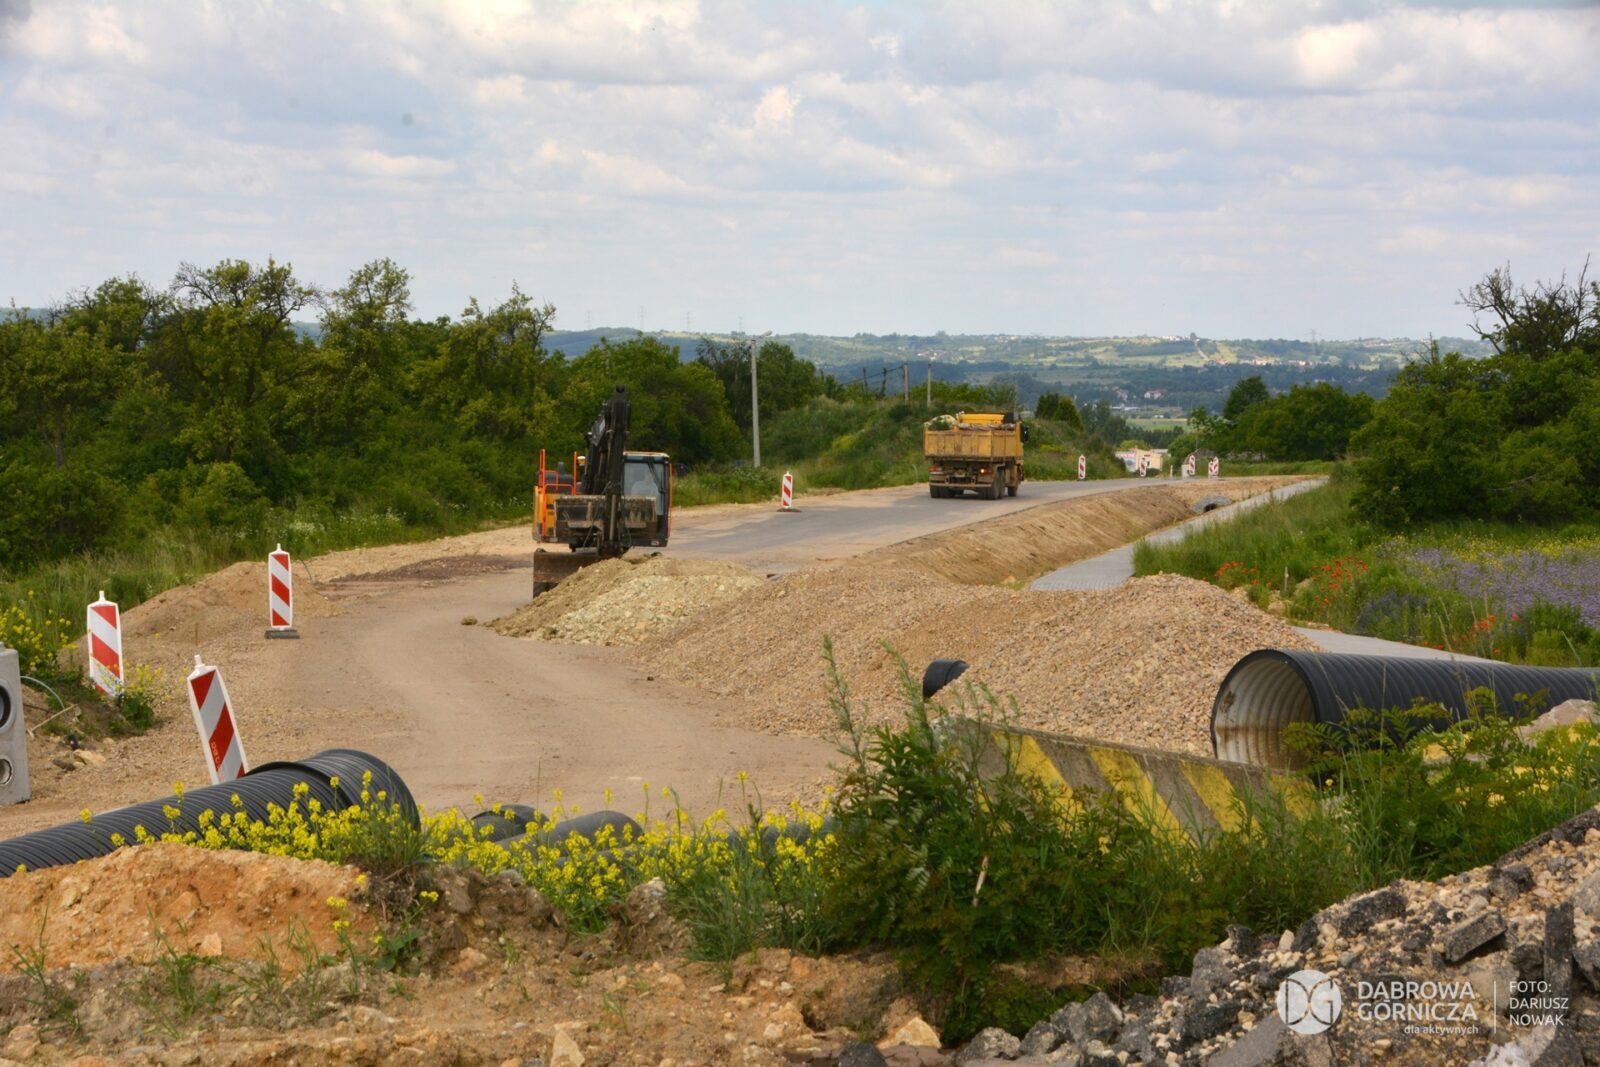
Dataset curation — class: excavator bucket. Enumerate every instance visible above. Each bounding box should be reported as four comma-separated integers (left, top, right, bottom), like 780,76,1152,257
531,549,592,598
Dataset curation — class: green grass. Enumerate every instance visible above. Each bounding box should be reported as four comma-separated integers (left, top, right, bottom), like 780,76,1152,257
1134,470,1600,664
1133,471,1369,590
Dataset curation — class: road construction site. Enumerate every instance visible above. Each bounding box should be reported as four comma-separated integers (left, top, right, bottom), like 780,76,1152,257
10,474,1600,1067
3,476,1306,837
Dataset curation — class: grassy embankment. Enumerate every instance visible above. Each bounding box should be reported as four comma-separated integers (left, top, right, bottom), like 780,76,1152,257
1134,469,1600,665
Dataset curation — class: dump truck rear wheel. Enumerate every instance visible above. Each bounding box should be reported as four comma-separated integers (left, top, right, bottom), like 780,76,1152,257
1006,482,1018,497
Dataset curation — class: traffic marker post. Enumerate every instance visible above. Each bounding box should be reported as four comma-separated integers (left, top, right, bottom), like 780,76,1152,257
186,655,248,784
1208,457,1220,479
266,545,299,639
777,471,800,513
1137,455,1148,478
1184,452,1197,478
1077,454,1087,481
86,592,124,697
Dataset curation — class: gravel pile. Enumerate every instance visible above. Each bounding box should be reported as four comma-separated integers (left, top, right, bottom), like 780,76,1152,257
964,806,1600,1066
640,567,1317,754
492,555,765,645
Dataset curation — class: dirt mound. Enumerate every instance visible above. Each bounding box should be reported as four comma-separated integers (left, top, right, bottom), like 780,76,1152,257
640,569,1316,754
122,559,339,648
493,555,765,645
0,843,367,970
858,476,1303,585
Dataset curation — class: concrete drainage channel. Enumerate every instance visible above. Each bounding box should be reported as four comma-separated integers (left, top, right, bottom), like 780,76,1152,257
1029,479,1325,593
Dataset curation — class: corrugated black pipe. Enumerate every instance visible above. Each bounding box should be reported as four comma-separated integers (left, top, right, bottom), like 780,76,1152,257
1211,650,1600,771
0,749,416,877
923,659,969,699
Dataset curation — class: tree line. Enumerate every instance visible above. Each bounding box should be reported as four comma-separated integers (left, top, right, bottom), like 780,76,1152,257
1179,263,1600,528
0,259,834,570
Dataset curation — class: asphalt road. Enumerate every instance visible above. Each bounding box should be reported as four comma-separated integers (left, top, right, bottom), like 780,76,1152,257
670,475,1225,572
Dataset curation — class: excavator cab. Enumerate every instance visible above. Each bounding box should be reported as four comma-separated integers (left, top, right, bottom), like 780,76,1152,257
621,452,672,546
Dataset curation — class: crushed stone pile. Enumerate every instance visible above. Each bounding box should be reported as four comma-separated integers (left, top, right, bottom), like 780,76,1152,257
493,555,765,645
971,806,1600,1066
640,568,1317,754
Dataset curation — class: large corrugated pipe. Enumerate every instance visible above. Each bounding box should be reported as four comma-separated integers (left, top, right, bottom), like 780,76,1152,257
0,749,416,877
1211,650,1600,771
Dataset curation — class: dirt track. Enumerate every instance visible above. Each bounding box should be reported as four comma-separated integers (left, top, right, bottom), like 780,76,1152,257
4,478,1301,836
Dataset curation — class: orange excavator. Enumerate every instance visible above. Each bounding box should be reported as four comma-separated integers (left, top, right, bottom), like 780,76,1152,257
532,385,671,596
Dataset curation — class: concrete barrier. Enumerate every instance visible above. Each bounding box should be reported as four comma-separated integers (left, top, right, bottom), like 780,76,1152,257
978,723,1312,838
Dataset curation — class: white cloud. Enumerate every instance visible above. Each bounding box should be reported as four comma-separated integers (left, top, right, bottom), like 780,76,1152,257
0,0,1595,338
347,149,456,179
753,86,796,129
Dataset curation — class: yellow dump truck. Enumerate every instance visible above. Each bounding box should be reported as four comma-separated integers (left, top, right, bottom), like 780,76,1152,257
923,411,1027,499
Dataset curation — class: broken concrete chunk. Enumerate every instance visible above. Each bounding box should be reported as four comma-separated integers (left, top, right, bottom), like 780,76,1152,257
1443,911,1507,963
1337,886,1407,936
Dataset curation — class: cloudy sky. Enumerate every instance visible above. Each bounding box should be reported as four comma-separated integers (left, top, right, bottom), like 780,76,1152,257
1,1,1596,339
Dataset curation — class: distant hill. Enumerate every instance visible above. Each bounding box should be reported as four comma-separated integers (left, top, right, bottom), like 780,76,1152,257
544,327,1491,371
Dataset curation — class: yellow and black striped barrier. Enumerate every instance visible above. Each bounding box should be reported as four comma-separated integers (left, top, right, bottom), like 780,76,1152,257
978,724,1313,838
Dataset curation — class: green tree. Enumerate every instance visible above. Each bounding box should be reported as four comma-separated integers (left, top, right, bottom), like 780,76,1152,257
696,338,832,433
299,258,415,441
1222,375,1270,423
1350,351,1506,526
411,284,561,441
1234,383,1374,461
1353,266,1600,527
1033,392,1083,432
0,315,122,467
567,336,743,465
145,259,319,473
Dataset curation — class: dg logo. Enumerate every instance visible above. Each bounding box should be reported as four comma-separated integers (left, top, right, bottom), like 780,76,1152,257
1276,969,1343,1035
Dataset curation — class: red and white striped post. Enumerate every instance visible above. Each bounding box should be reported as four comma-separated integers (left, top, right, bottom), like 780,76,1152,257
1137,455,1148,478
1208,457,1221,479
776,471,800,513
1077,455,1086,481
185,655,247,784
86,592,123,697
1184,452,1197,478
265,545,299,639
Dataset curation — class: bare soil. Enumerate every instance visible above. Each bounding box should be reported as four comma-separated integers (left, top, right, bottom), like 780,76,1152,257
0,842,365,970
0,845,916,1066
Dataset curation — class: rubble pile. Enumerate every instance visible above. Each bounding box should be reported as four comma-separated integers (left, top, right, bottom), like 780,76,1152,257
955,806,1600,1066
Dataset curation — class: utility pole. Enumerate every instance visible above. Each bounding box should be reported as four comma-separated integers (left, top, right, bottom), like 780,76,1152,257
926,354,935,407
751,331,770,468
902,363,909,403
